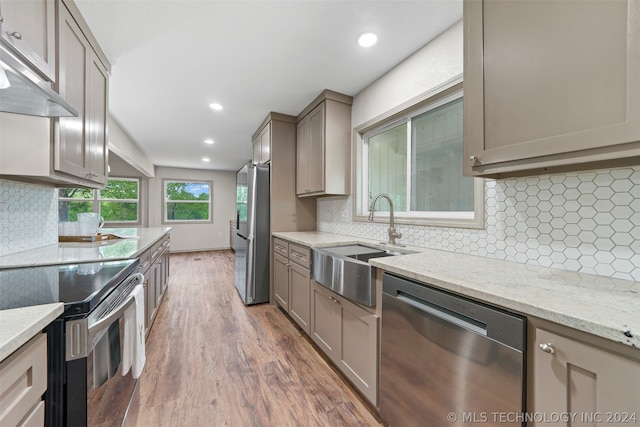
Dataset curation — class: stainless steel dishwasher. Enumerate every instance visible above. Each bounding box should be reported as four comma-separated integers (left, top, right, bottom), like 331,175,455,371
380,273,526,427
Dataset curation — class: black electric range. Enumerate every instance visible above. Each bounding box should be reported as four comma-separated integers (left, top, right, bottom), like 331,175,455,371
0,258,139,317
0,258,141,427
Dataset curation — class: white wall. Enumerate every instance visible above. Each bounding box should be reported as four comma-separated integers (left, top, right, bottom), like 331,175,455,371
149,166,236,252
108,117,155,177
318,20,640,282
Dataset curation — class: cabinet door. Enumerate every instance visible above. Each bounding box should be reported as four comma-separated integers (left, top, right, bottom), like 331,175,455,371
0,0,56,81
296,117,310,194
296,103,325,195
310,282,340,361
55,4,107,185
259,121,271,164
288,262,311,334
338,296,378,405
533,328,640,427
464,0,640,177
273,253,289,310
306,103,325,193
252,134,260,165
0,334,47,427
86,52,108,185
56,5,89,179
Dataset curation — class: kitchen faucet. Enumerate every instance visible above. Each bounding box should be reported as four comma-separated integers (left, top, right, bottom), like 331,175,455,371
368,193,403,246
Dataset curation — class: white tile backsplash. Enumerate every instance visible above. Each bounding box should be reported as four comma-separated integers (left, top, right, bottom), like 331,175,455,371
318,165,640,282
0,180,58,256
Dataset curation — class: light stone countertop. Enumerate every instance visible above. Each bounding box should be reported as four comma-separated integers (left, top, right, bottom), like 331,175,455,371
0,303,64,361
0,227,171,268
273,231,640,350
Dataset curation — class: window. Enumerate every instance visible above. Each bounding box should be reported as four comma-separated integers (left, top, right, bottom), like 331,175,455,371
356,88,483,228
58,178,140,223
163,180,212,223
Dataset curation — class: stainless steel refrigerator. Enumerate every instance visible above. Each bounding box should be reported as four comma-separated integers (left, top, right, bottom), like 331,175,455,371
235,162,270,305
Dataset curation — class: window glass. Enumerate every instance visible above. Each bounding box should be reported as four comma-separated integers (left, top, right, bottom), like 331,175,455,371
411,98,473,212
99,179,140,222
368,123,407,212
58,188,94,221
164,181,212,222
358,89,482,227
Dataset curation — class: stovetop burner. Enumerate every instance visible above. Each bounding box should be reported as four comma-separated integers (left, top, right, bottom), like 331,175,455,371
0,258,139,318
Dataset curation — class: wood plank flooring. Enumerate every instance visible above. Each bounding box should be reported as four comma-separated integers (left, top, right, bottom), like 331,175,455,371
133,250,386,427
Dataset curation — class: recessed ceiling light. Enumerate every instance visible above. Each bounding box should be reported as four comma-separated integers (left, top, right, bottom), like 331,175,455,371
202,157,210,162
209,103,223,111
358,33,378,48
204,139,214,145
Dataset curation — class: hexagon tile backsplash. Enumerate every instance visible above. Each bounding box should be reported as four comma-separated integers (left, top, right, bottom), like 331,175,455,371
0,180,58,257
318,165,640,282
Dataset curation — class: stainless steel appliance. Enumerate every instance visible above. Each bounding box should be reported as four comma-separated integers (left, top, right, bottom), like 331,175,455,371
0,259,142,426
235,162,270,305
0,34,77,117
380,273,526,427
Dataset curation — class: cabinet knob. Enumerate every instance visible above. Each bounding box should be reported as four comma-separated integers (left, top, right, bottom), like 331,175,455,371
538,343,555,354
469,155,478,163
8,31,22,40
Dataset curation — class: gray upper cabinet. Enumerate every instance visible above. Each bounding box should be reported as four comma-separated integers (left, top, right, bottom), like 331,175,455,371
0,0,56,82
56,2,108,186
0,0,110,188
252,121,271,165
464,0,640,177
296,90,352,197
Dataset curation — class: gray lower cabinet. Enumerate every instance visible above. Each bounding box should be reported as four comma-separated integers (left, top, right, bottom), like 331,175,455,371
140,234,170,338
288,261,311,334
464,0,640,177
273,253,289,311
273,237,379,405
310,281,378,405
0,334,47,427
532,326,640,426
272,239,311,334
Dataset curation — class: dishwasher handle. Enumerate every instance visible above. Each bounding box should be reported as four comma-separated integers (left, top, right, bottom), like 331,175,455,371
383,273,526,352
396,292,487,336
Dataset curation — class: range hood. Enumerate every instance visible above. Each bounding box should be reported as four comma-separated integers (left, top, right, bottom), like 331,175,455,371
0,40,77,117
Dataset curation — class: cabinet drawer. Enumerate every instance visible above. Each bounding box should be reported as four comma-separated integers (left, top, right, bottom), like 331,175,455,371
288,243,310,268
0,334,47,427
150,235,170,263
273,238,289,257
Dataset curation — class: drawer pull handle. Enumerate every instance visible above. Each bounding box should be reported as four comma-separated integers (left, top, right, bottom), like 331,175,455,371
9,31,22,40
539,343,555,354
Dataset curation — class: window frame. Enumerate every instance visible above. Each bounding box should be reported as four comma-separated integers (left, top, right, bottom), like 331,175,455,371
162,179,213,224
58,177,141,225
353,79,484,229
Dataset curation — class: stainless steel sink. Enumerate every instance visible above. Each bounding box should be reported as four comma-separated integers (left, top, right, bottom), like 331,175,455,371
311,244,411,307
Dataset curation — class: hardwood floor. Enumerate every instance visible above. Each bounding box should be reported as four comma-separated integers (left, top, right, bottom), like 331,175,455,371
133,250,385,427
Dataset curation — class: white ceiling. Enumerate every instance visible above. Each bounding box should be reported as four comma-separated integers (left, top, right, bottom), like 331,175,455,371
74,0,463,172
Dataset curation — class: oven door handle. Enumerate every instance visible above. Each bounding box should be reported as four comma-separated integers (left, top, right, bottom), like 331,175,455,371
88,272,144,339
88,294,136,339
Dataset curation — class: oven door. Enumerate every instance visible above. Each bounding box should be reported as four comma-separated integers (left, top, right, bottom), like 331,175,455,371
65,273,144,427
